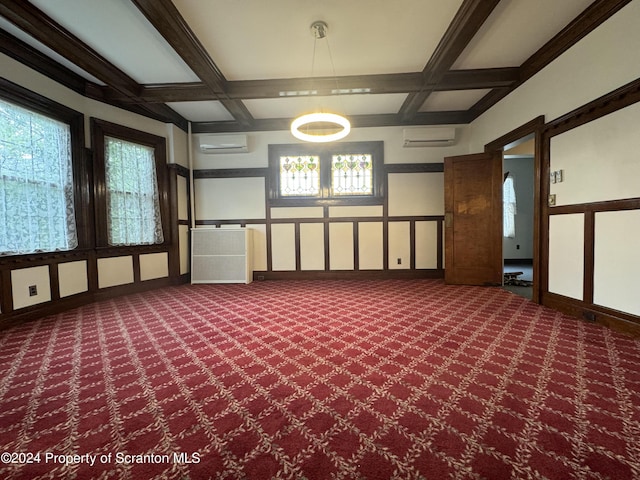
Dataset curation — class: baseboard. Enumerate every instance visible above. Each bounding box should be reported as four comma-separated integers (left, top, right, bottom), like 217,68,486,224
253,269,444,281
542,291,640,337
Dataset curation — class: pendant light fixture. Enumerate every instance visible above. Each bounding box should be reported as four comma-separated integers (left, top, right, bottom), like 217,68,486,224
291,21,351,143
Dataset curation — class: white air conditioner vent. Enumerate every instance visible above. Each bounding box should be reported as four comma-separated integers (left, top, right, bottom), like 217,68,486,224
191,228,253,283
198,134,248,154
402,127,456,147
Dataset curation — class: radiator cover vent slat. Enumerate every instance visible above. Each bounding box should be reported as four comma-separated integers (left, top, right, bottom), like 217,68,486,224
191,228,253,284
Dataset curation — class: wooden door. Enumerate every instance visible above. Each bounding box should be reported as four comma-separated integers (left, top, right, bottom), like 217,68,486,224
444,152,503,285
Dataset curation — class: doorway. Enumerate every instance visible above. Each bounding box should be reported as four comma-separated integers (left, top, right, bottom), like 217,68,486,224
502,134,535,300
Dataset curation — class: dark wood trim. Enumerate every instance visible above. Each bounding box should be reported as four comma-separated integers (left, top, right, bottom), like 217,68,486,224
253,269,444,282
267,141,384,205
0,0,187,128
0,268,12,314
548,197,640,215
542,291,640,337
90,118,171,249
194,168,269,179
353,222,360,270
117,68,520,103
399,0,501,121
545,77,640,138
520,0,632,86
583,211,595,305
385,163,444,173
131,0,254,128
483,116,545,303
467,1,632,122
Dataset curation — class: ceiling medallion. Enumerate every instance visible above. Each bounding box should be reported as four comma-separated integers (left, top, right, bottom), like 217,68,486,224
291,21,350,143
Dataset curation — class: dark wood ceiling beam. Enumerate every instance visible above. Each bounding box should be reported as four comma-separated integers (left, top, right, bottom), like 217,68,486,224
131,0,254,128
464,0,633,122
0,1,141,97
399,0,502,122
0,0,187,127
191,110,471,134
519,0,631,83
111,68,520,104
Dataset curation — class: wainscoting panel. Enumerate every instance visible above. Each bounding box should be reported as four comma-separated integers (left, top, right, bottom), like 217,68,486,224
416,221,439,269
58,261,88,298
358,222,384,270
388,221,410,270
548,214,584,300
594,209,640,316
329,222,354,270
139,252,169,281
97,256,134,289
271,223,296,271
247,224,268,272
300,223,325,271
11,266,51,310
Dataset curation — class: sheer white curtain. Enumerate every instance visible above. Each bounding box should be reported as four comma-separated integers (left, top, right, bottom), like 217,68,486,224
0,99,77,255
105,137,163,245
503,174,517,238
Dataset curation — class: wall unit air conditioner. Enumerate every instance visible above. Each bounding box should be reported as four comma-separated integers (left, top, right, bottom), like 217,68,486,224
198,134,248,154
402,127,456,147
191,228,253,283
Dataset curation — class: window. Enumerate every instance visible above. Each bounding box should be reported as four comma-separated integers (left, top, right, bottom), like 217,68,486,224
269,141,382,204
92,119,167,247
0,90,83,256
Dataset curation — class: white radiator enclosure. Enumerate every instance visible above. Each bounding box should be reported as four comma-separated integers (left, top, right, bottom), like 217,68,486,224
191,228,253,284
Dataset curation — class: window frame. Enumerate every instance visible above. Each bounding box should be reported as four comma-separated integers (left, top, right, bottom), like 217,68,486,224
268,141,384,206
0,78,88,257
91,118,169,249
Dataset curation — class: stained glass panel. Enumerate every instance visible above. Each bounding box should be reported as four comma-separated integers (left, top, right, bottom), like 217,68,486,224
331,154,373,195
279,155,320,196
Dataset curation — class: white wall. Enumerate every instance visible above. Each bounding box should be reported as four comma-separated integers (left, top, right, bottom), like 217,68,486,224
468,1,640,318
192,126,468,274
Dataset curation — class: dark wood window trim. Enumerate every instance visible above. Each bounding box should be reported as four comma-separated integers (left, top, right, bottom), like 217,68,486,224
91,118,170,249
268,141,384,206
0,77,90,255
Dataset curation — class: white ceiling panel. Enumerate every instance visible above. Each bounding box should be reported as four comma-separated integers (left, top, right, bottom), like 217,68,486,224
0,17,106,86
168,101,234,122
29,0,200,84
244,93,408,120
420,90,491,112
452,0,595,69
173,0,464,81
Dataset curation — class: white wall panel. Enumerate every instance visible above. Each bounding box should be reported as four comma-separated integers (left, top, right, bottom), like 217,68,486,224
388,172,444,216
58,261,88,298
300,223,325,270
11,266,51,309
329,223,354,270
548,214,584,300
177,175,189,221
271,223,296,271
194,177,265,220
593,210,640,316
271,207,323,219
179,225,190,274
98,256,134,289
358,222,383,270
329,206,383,218
140,252,169,281
415,221,438,269
550,102,640,206
388,222,410,269
247,224,267,271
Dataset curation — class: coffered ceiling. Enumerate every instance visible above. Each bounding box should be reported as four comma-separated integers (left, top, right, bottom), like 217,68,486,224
0,0,629,133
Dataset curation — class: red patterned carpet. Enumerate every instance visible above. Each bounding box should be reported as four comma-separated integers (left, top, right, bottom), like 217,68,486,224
1,279,639,479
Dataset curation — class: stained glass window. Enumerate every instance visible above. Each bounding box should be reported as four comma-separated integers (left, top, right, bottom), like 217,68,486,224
331,154,373,195
279,155,320,196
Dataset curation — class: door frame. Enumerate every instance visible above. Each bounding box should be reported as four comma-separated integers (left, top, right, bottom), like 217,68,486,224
484,116,545,303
